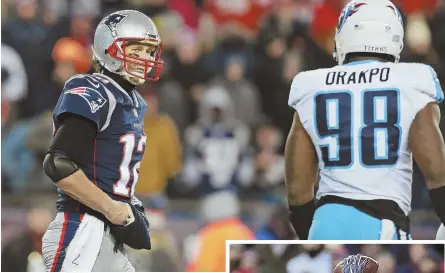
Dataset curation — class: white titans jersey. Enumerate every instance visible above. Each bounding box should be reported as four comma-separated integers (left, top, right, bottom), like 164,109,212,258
288,60,444,215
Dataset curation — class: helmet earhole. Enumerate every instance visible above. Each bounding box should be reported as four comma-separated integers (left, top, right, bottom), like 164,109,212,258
107,44,118,56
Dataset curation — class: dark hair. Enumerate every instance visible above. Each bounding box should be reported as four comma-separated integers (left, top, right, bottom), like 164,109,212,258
88,59,103,74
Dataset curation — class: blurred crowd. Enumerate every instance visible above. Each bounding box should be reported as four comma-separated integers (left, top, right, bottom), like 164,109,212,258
2,0,445,271
230,244,445,273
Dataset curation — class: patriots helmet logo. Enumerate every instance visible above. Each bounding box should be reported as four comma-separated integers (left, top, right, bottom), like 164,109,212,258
103,13,128,32
66,87,107,113
337,2,367,33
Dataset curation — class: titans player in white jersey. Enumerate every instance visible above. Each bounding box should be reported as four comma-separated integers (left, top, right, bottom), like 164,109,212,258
285,0,445,240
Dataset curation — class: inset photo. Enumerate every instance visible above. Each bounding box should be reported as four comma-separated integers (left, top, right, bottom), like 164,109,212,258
228,243,444,273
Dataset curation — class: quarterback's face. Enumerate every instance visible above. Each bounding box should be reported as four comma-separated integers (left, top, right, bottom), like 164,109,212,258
125,42,157,74
120,41,158,85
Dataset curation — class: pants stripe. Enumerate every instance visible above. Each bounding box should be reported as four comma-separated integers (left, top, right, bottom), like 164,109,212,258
50,212,68,272
50,213,83,272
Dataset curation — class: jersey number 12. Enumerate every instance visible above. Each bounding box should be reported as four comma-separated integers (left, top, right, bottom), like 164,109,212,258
114,133,146,197
315,89,401,168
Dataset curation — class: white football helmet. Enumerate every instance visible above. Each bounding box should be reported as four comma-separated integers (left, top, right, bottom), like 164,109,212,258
334,0,404,65
92,10,163,84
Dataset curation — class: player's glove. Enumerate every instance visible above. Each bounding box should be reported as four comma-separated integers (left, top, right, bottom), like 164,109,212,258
109,203,151,251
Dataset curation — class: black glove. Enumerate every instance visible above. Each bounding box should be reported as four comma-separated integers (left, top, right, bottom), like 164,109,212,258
289,200,315,240
430,186,445,226
110,203,151,251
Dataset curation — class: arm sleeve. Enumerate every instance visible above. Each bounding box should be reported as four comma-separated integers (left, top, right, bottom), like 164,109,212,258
410,65,445,115
288,72,313,120
48,113,97,165
54,75,112,131
288,72,303,110
426,66,445,104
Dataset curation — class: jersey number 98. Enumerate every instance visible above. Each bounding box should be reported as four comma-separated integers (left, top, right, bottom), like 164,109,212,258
315,90,400,168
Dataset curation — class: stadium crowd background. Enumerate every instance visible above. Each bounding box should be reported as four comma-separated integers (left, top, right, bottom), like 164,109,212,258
1,0,445,271
230,244,445,273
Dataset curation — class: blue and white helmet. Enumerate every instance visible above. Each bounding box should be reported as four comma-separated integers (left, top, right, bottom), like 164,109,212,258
334,0,404,65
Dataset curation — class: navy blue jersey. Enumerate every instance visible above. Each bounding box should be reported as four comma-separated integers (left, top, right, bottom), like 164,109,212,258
53,73,147,210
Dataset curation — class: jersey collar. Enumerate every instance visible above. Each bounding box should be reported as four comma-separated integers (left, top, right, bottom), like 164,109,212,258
344,60,382,66
93,73,133,102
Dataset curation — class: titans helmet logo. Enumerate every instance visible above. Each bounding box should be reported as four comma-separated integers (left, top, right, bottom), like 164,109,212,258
337,2,367,33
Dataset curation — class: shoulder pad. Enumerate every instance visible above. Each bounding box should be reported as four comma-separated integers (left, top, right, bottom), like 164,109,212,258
63,74,108,114
401,63,443,103
54,74,113,131
288,71,309,109
420,64,444,103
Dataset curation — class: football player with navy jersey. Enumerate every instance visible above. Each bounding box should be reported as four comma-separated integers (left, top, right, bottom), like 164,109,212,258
42,10,163,271
285,0,445,240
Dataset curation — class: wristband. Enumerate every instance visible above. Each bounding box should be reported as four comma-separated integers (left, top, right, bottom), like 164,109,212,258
429,186,445,225
289,200,315,240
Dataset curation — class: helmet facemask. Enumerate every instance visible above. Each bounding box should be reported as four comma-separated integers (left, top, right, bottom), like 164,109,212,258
106,37,163,85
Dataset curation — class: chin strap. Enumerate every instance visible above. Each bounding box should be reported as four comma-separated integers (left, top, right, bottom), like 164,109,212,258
112,65,148,85
103,68,143,86
123,73,145,86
